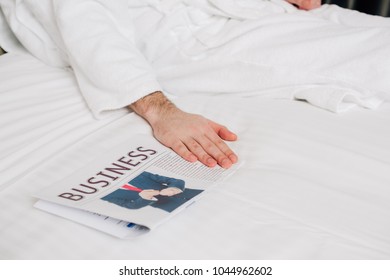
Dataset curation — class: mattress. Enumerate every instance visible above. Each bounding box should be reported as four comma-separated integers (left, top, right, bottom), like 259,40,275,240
0,52,390,259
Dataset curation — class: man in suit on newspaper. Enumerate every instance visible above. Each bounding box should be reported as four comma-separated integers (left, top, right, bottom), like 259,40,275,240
101,171,203,212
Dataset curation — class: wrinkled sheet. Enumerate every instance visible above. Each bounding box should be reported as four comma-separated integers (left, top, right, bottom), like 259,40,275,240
1,53,390,259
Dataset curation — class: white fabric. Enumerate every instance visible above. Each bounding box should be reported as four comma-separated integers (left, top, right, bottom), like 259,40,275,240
0,4,25,54
0,0,163,117
0,53,127,190
1,53,390,259
1,1,390,117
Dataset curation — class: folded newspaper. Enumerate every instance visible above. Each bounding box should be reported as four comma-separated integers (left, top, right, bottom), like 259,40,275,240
34,135,240,238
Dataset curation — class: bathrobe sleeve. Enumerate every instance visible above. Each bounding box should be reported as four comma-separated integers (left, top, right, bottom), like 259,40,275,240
53,0,162,117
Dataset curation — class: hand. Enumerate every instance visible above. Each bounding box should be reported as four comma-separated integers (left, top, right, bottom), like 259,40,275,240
160,187,183,197
130,92,238,169
139,190,160,201
286,0,321,10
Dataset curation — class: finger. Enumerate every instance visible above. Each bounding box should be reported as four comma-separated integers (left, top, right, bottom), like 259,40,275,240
167,139,198,163
205,133,238,167
218,126,238,141
192,130,236,169
207,122,238,164
184,138,218,167
208,121,237,141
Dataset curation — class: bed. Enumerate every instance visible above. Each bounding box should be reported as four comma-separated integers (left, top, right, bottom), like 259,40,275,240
1,2,390,260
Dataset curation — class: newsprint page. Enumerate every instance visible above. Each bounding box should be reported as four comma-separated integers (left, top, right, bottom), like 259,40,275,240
34,135,240,238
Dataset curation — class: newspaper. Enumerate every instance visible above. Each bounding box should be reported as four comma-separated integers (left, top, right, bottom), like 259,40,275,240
34,135,240,238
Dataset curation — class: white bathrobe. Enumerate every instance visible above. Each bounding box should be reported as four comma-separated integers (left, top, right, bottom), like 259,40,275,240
1,0,390,116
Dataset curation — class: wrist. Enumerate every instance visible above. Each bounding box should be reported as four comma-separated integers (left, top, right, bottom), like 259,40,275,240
129,91,178,126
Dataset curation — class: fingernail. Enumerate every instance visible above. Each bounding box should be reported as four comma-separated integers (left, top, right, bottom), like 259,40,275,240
221,158,232,168
229,154,238,163
207,158,217,166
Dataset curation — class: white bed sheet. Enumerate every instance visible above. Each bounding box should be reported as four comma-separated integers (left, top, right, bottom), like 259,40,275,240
0,53,390,259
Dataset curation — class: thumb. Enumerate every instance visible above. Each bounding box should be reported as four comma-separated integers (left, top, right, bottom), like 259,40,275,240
209,120,238,141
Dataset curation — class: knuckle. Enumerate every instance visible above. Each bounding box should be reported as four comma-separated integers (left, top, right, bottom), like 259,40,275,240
217,155,228,163
189,140,201,150
201,154,210,162
171,141,184,152
203,141,215,151
215,138,225,147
